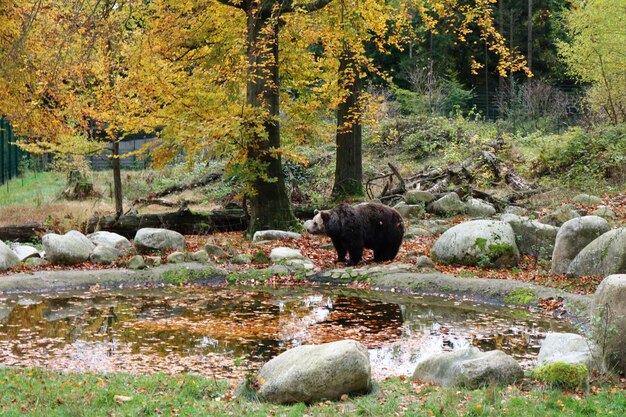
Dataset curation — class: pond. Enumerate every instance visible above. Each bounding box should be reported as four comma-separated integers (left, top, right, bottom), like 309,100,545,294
0,286,577,379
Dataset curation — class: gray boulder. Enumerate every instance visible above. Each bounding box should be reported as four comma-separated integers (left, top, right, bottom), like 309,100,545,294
42,231,95,265
551,216,610,274
431,220,520,267
166,251,187,264
412,347,523,388
396,204,424,220
204,244,226,258
134,228,185,254
190,249,210,263
539,205,581,227
11,244,41,261
427,193,467,217
405,190,435,204
572,194,602,206
253,230,301,242
270,247,305,262
537,333,600,371
591,274,626,373
126,255,146,270
89,245,121,265
466,198,496,218
415,255,436,269
504,206,528,216
256,340,371,404
87,231,132,254
501,214,559,259
592,205,616,219
403,226,432,239
0,240,20,271
567,228,626,277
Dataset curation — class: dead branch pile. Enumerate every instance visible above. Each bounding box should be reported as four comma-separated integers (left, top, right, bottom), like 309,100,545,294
366,136,538,209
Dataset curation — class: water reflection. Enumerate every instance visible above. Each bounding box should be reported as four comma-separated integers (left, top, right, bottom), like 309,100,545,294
0,287,576,379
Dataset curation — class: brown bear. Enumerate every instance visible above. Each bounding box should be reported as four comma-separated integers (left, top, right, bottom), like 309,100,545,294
306,203,404,266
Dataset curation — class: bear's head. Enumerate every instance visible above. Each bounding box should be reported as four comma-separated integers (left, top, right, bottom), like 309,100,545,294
306,209,330,234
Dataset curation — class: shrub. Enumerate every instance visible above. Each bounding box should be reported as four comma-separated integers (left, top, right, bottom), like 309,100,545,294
532,124,626,185
533,362,588,389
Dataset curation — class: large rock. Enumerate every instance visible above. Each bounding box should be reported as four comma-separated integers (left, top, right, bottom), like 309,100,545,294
253,230,301,242
87,231,132,254
537,333,600,371
10,244,41,262
567,228,626,277
134,228,185,254
412,347,523,388
591,275,626,374
427,193,467,217
504,206,528,216
42,231,95,265
572,194,602,206
466,198,496,218
431,220,520,267
551,216,610,274
501,214,559,259
256,340,371,404
592,205,616,219
270,247,305,262
89,245,121,265
0,240,20,271
395,204,424,220
405,190,435,204
539,205,581,227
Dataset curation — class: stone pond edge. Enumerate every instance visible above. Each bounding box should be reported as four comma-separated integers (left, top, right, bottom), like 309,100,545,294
0,262,593,325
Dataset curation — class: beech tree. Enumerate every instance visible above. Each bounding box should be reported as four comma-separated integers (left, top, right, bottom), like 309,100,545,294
320,0,532,199
0,0,151,218
558,0,625,124
206,0,332,233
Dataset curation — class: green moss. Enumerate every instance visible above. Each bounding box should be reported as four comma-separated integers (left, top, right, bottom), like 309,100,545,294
533,362,588,389
503,287,538,305
474,237,488,250
252,251,271,265
161,267,225,285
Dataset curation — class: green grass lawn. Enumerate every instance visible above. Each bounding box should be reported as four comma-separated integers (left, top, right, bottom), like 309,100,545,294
0,368,624,417
0,171,65,207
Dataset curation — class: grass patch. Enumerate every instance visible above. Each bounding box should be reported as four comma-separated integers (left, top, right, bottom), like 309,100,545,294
0,368,624,416
0,171,65,207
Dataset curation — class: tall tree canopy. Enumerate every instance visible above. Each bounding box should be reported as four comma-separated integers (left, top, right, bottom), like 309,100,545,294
558,0,626,124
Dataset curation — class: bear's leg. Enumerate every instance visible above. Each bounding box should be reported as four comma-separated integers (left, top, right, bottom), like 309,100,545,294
346,243,363,266
373,245,400,262
331,237,347,263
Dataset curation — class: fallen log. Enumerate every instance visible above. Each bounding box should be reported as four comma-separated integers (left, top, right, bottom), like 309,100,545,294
88,208,247,238
88,207,317,238
0,222,45,242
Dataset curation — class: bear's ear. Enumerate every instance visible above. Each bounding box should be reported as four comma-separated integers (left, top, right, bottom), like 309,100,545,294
314,209,319,215
320,210,331,221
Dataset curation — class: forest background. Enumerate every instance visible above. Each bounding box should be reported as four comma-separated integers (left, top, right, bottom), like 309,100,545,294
0,0,624,233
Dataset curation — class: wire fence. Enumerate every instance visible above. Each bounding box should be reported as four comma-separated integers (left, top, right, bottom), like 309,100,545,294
0,117,24,186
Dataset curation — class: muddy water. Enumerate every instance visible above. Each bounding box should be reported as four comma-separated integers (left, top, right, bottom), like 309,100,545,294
0,287,577,379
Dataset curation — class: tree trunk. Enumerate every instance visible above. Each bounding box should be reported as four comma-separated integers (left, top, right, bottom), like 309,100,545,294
112,139,123,219
527,0,533,72
244,9,298,234
332,52,363,199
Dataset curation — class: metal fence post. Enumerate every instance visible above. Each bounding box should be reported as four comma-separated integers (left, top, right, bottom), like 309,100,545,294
0,117,6,185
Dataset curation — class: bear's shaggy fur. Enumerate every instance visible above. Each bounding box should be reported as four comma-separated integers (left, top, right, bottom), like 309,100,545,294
306,203,404,266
